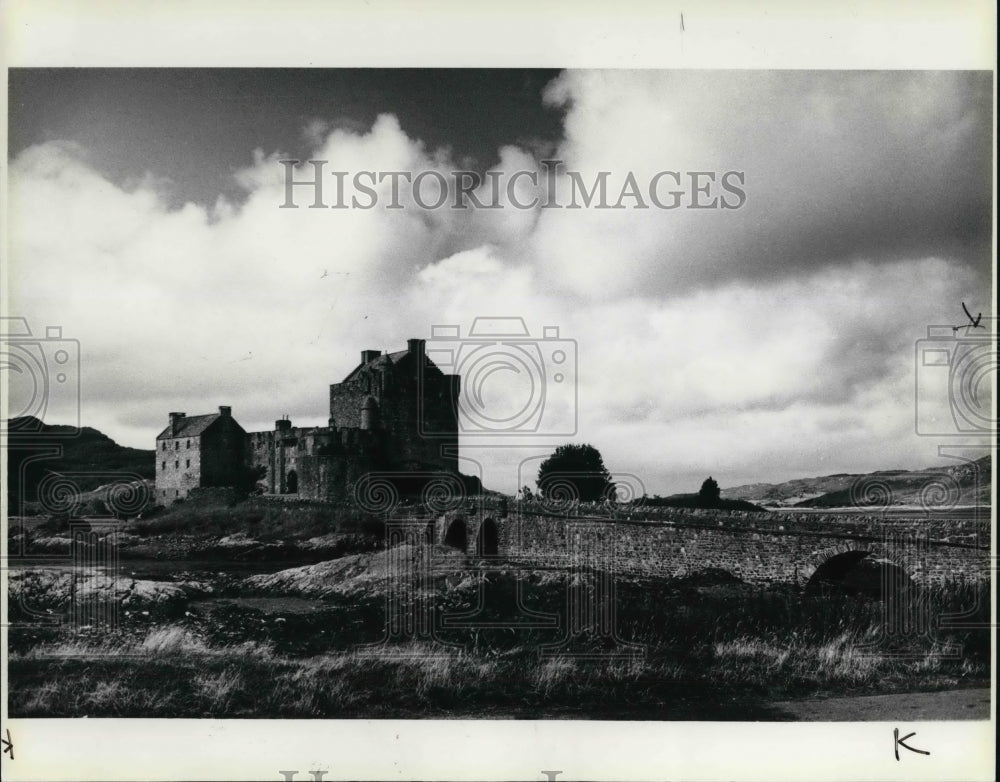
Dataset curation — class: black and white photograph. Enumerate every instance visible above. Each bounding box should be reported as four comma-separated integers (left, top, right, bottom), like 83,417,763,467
1,2,995,781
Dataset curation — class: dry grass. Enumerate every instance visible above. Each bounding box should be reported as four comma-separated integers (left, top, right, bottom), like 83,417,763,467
10,624,987,718
193,669,243,711
710,628,978,689
13,625,275,662
8,578,990,718
534,656,577,697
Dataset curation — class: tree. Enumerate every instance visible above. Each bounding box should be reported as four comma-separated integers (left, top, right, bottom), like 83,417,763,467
698,476,721,508
537,443,614,503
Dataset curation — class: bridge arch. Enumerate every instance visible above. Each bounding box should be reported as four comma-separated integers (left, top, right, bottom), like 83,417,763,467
444,517,467,551
800,543,917,598
476,517,499,557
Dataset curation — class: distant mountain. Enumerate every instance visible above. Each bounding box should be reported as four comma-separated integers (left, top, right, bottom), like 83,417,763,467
723,456,991,508
5,416,154,506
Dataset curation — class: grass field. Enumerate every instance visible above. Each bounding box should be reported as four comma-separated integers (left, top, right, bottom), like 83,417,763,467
7,565,990,718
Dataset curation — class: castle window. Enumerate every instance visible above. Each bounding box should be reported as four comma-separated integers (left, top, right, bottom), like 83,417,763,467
175,441,179,450
175,490,179,496
162,442,166,451
186,440,190,449
175,460,179,469
161,461,166,470
186,459,190,468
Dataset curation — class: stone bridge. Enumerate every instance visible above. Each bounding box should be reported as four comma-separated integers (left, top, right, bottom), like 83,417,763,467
405,503,991,588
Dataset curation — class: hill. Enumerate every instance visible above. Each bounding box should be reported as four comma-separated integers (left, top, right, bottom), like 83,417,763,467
4,416,155,505
724,456,991,508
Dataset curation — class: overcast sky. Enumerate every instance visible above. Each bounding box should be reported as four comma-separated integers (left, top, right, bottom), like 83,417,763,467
6,69,994,495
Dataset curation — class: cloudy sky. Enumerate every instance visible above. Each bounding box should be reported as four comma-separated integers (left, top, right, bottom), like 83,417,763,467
6,69,994,495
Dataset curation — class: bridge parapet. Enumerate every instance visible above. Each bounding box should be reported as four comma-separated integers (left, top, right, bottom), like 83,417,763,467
388,501,989,588
446,507,988,586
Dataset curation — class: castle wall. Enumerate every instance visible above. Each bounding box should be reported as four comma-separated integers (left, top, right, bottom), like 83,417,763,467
247,431,277,493
246,424,379,500
155,434,202,502
329,353,459,473
330,380,368,430
379,376,458,471
200,417,247,488
160,340,462,504
296,452,375,501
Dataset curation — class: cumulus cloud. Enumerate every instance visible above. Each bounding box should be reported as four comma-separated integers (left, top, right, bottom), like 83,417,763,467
7,70,992,494
533,70,992,298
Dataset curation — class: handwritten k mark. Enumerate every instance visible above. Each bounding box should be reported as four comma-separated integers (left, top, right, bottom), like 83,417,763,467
894,728,929,761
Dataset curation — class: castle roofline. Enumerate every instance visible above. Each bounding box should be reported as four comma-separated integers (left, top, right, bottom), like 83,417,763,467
155,413,219,440
156,407,243,440
340,339,440,383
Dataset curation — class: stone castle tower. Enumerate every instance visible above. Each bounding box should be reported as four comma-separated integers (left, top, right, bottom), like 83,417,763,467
246,338,460,499
155,406,247,503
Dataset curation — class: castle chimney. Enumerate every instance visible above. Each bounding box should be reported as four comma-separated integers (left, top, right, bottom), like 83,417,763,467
361,349,380,364
407,338,425,364
218,405,231,417
169,412,186,436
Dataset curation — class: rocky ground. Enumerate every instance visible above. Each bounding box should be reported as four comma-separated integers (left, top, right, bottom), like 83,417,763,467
6,508,991,719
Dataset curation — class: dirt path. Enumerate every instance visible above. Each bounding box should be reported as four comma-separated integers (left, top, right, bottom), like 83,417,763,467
770,687,990,720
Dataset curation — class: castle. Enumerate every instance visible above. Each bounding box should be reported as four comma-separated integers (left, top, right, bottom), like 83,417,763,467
155,338,460,504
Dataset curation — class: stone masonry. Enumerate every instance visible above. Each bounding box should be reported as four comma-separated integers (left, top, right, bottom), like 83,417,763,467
157,338,461,504
154,406,246,503
421,504,990,587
